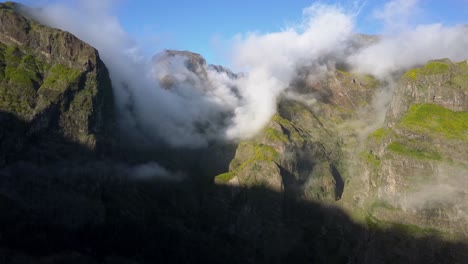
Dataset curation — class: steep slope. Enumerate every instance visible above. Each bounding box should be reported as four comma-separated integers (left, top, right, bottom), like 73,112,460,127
0,2,466,262
345,59,468,237
0,2,114,164
0,1,116,240
216,69,381,201
217,58,468,240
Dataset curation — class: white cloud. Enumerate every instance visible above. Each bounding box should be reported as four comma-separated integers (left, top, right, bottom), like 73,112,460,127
373,0,420,31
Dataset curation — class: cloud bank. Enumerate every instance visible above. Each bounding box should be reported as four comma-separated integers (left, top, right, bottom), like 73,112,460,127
24,0,468,147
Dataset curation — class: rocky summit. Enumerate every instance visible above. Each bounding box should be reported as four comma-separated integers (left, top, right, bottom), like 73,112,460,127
0,2,467,264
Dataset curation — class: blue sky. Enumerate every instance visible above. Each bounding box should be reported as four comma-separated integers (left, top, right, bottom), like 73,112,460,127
13,0,468,65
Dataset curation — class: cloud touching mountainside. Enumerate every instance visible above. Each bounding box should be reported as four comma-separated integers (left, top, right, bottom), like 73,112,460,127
24,0,468,148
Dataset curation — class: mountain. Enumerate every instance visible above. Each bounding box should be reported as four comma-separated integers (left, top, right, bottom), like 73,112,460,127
0,2,467,263
0,1,114,166
348,59,468,235
216,58,468,235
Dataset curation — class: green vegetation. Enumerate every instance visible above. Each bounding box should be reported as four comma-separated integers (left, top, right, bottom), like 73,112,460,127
214,172,235,184
402,68,419,80
363,152,382,168
265,127,288,143
368,128,389,142
8,55,42,87
218,142,280,185
337,69,350,76
370,200,395,211
42,64,82,91
249,144,278,163
450,61,468,89
271,114,305,145
387,142,441,160
364,74,380,88
0,45,45,115
403,60,451,80
399,104,468,140
393,223,442,237
365,214,442,237
423,61,450,74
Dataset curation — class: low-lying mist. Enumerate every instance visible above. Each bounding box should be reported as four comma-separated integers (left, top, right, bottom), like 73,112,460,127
23,0,468,148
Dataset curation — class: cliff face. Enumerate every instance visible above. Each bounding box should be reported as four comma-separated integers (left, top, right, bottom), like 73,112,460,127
216,70,381,201
0,2,466,262
387,59,467,124
217,58,468,239
0,2,114,163
346,59,468,236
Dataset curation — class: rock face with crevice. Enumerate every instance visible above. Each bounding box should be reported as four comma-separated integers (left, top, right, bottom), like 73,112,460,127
217,58,468,240
343,58,468,238
0,2,114,164
216,69,381,202
0,2,467,262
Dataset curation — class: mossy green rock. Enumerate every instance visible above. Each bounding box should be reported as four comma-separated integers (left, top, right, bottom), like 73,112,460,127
215,68,379,201
390,59,467,123
0,2,114,154
349,59,468,236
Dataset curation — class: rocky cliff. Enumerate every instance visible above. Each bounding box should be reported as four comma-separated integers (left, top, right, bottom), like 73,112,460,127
346,59,468,237
217,58,468,240
0,2,114,165
0,2,467,263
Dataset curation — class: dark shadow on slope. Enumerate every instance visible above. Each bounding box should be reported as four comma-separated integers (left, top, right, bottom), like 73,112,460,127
0,111,467,264
0,111,96,166
1,179,467,264
330,164,344,200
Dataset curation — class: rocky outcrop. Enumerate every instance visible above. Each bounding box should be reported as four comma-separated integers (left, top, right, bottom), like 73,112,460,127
153,49,209,89
216,70,380,202
215,57,467,239
0,2,114,159
0,2,116,237
387,59,467,124
346,59,468,237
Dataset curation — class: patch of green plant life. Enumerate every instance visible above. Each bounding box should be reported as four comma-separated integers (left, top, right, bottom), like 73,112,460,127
69,88,93,112
4,45,21,66
402,70,417,81
215,142,280,185
8,55,42,87
399,104,468,140
228,142,279,175
368,128,389,142
251,144,279,163
363,74,380,88
403,61,451,80
0,88,34,116
336,69,351,76
214,172,235,184
456,60,468,69
451,73,468,89
387,142,442,160
392,223,442,238
271,114,305,145
423,61,450,75
364,152,382,168
370,200,395,211
365,214,442,237
402,68,419,80
450,61,468,89
42,64,81,91
265,127,288,143
365,214,382,231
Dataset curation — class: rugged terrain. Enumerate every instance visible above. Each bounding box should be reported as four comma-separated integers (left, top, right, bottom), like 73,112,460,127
0,2,467,263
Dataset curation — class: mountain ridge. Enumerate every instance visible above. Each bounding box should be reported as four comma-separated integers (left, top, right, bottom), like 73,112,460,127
0,2,467,263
